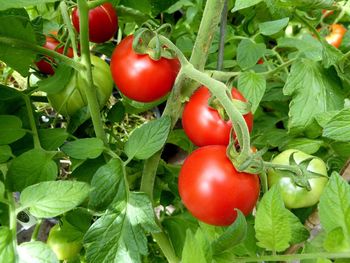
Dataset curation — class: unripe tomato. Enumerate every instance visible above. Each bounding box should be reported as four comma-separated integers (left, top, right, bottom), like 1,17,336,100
182,86,253,146
110,35,180,102
72,3,118,43
267,149,328,209
48,55,113,116
47,224,82,260
178,145,260,226
325,24,346,48
36,36,74,75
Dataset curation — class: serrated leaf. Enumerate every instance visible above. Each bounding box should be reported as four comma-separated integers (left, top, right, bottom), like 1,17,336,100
61,138,104,159
125,116,171,160
84,192,159,263
0,227,15,262
283,59,344,134
259,18,289,36
323,108,350,142
255,185,291,252
89,158,126,211
238,72,266,113
0,145,12,163
20,181,90,218
232,0,263,12
18,241,58,263
7,149,57,192
322,42,342,68
237,39,266,69
182,229,208,263
0,115,26,145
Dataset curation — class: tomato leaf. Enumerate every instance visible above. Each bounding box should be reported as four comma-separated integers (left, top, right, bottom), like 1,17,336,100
84,192,160,263
88,158,126,212
125,116,171,160
321,42,342,68
283,59,345,134
0,145,12,163
237,71,266,113
37,65,73,94
0,115,26,145
20,181,90,218
280,138,324,154
237,39,266,69
38,128,69,151
280,0,334,9
61,138,104,159
286,209,309,244
0,1,58,10
255,185,291,252
167,129,195,153
0,226,15,263
322,108,350,142
182,229,208,263
232,0,263,12
323,227,350,252
18,241,58,263
259,18,289,36
6,149,58,192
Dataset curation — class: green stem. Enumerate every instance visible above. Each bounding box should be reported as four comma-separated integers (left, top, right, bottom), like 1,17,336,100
217,0,228,71
294,11,321,41
259,58,296,77
0,36,84,71
30,219,42,241
87,0,108,9
207,70,241,82
23,95,41,149
77,0,108,145
263,161,303,177
7,191,18,261
60,1,79,59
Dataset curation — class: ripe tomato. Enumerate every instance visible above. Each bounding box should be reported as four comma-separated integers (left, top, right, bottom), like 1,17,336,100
182,86,253,146
325,24,346,48
267,149,328,209
110,35,180,102
72,3,118,43
48,55,113,116
178,145,260,226
36,36,74,75
47,224,82,260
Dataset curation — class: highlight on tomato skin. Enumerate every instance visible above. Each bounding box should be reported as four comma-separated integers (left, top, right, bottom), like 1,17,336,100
325,24,347,48
178,145,260,226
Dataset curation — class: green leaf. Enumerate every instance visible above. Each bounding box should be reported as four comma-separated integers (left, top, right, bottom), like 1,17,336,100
283,59,344,134
20,181,90,218
182,229,208,263
212,210,247,254
323,108,350,142
37,65,73,94
0,226,15,263
84,192,160,263
255,185,291,252
88,158,126,211
38,128,69,151
322,42,342,68
61,138,104,159
259,18,289,36
286,210,309,244
0,115,26,145
281,0,334,9
125,116,171,160
237,72,266,113
7,149,58,192
0,0,58,10
0,181,4,200
0,145,12,163
167,129,194,153
232,0,263,12
315,110,340,127
281,138,323,154
323,227,350,252
230,218,258,257
0,16,36,76
237,39,266,69
18,241,58,263
107,101,125,123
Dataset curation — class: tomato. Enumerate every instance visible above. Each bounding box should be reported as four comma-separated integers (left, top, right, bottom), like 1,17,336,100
325,24,346,48
178,145,260,226
257,58,264,64
48,55,113,116
110,35,180,102
267,149,328,209
182,86,253,146
72,3,118,43
47,224,82,260
36,36,74,75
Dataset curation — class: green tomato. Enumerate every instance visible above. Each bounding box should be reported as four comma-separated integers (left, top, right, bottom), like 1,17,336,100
48,55,113,116
267,149,328,209
47,224,82,260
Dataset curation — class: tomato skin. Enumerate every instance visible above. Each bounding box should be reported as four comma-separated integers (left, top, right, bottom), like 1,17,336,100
72,3,118,43
182,86,253,146
36,36,74,75
47,225,82,260
110,35,180,102
267,149,328,209
325,24,346,48
178,145,260,226
48,55,113,116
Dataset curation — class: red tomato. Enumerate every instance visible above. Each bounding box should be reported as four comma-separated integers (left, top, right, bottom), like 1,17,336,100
182,86,253,146
178,145,260,226
325,24,346,48
72,3,118,43
110,35,180,102
257,58,264,64
36,36,74,75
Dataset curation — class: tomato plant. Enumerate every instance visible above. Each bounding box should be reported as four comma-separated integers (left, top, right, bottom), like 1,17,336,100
72,3,118,43
36,36,74,75
325,24,347,48
178,145,260,226
267,149,328,209
182,86,253,146
110,35,180,102
48,55,113,116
